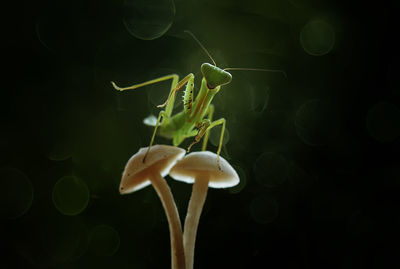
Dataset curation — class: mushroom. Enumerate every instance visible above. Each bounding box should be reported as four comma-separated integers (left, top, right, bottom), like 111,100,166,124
119,145,186,269
169,151,240,269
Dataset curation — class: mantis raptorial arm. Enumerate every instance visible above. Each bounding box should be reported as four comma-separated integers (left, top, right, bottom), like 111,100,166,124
187,119,211,153
158,73,194,113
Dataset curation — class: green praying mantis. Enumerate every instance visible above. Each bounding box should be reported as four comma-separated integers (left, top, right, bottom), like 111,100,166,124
111,31,286,168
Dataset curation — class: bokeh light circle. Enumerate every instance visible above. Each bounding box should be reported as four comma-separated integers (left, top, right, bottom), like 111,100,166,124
210,126,230,147
88,224,120,256
250,195,279,224
52,176,89,216
366,102,400,142
254,152,288,187
0,167,33,219
300,19,335,56
123,0,175,40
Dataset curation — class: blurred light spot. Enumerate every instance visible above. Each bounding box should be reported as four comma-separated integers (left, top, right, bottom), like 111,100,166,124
123,0,175,40
88,224,120,256
300,19,335,56
254,152,288,187
366,102,400,142
210,126,230,147
52,176,89,216
295,99,336,146
229,165,247,194
250,195,279,224
0,167,33,219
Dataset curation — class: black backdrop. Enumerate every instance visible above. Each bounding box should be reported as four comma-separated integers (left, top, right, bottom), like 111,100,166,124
2,0,400,268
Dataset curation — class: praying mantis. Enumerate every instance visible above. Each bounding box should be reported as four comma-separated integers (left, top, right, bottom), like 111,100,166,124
111,31,285,168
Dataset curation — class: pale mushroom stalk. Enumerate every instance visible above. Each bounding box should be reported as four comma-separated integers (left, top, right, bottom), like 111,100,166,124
150,173,185,269
119,145,186,269
183,177,209,269
169,151,240,269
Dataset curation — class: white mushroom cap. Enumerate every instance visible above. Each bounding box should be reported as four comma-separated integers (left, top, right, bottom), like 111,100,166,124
169,151,240,188
120,145,186,194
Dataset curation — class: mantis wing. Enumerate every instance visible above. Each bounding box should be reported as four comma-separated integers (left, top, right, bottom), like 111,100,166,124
143,115,158,126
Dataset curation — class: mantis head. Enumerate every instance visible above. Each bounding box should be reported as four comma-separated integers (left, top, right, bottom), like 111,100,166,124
201,63,232,89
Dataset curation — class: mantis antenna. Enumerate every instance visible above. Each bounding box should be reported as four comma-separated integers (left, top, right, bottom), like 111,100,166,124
223,67,287,78
184,30,217,66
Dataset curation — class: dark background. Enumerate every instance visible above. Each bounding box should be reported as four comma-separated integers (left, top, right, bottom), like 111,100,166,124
2,0,400,268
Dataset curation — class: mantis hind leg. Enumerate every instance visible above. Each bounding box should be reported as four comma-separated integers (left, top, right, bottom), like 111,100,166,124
207,118,226,169
201,104,214,151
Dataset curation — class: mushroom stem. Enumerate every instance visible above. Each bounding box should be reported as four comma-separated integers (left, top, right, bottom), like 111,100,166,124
151,173,186,269
184,176,210,269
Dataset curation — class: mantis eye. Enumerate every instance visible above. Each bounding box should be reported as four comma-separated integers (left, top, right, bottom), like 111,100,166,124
201,63,232,89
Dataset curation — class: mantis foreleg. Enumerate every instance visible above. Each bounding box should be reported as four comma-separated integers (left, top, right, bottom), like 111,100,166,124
111,74,179,117
187,119,211,153
158,73,195,115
